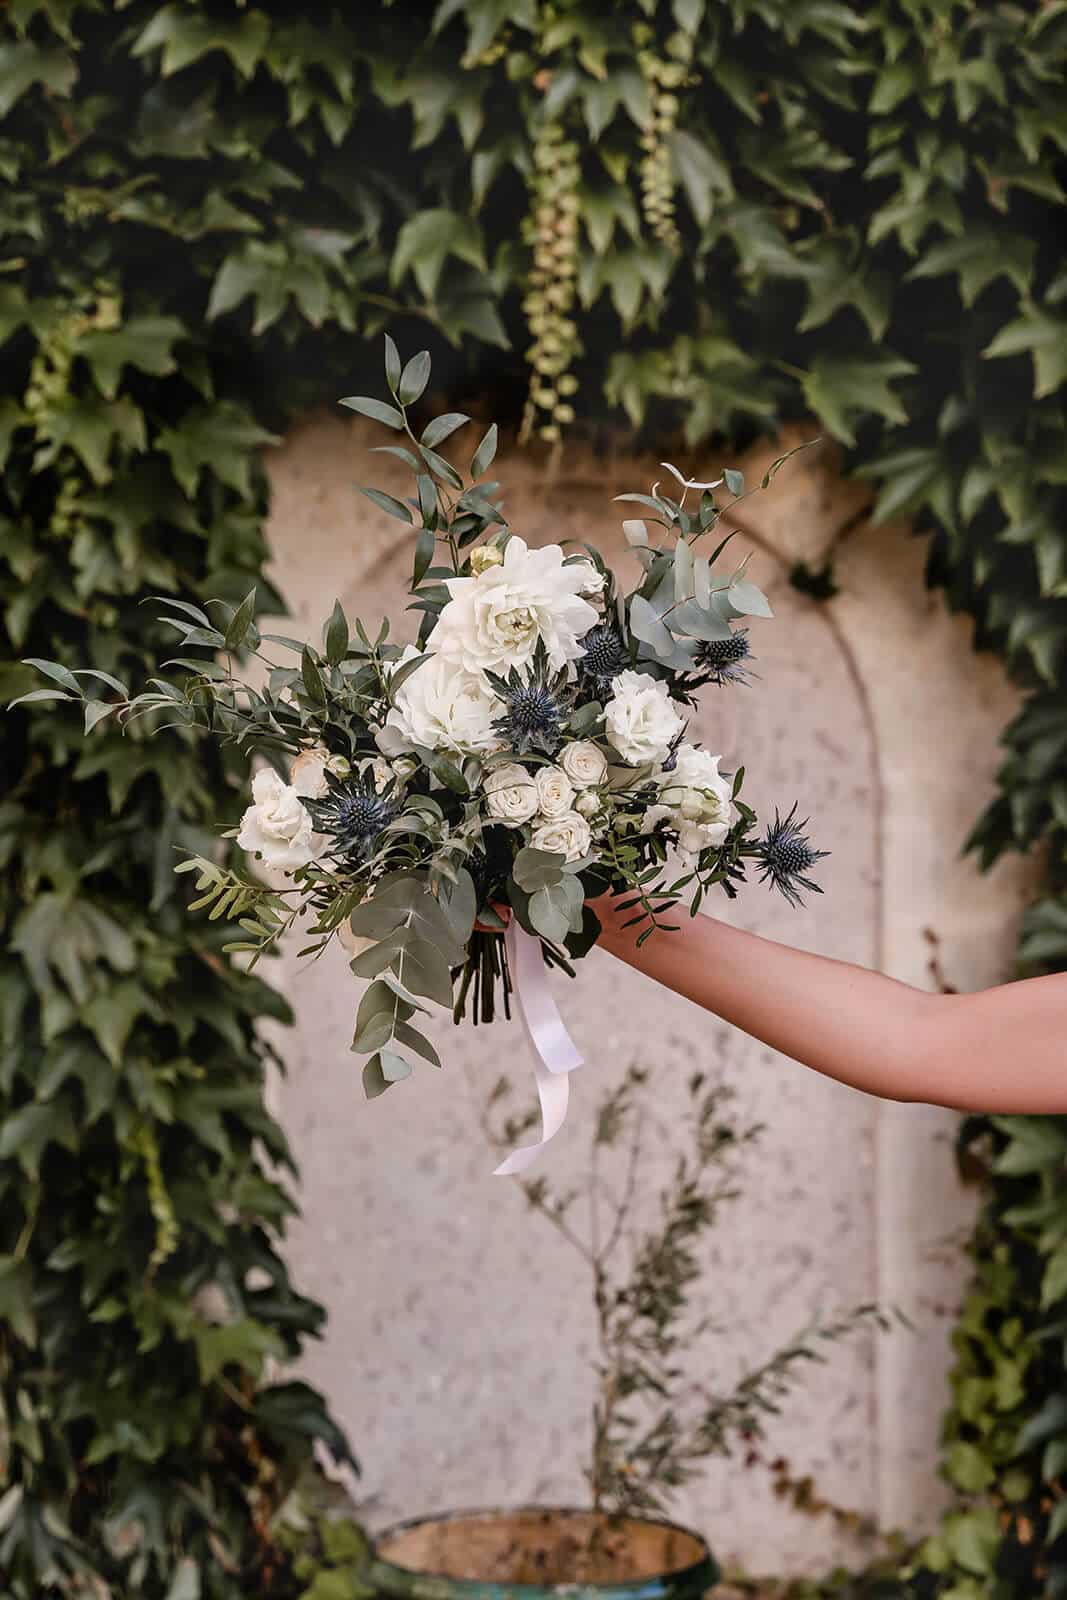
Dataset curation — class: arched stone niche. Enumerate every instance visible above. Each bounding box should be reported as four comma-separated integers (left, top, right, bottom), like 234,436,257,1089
257,415,1038,1576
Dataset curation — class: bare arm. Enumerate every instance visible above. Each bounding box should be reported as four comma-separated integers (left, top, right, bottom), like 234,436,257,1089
590,892,1067,1115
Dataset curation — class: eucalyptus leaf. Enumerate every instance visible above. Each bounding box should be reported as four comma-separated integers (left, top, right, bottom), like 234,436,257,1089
379,1047,414,1083
727,580,774,619
396,937,455,1007
394,1020,442,1068
629,594,675,657
513,846,566,892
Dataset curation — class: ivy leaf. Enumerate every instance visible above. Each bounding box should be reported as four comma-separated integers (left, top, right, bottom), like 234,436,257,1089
670,128,733,224
0,39,77,120
0,1097,77,1180
156,403,279,498
132,6,271,80
192,1319,286,1384
983,308,1067,400
79,317,183,400
801,354,917,447
33,395,146,486
908,228,1036,309
390,208,487,300
0,1257,35,1346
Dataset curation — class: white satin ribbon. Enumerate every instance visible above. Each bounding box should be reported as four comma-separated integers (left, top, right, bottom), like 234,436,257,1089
493,920,583,1176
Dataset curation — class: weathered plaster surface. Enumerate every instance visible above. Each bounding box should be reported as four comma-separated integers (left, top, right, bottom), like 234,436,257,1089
257,416,1038,1574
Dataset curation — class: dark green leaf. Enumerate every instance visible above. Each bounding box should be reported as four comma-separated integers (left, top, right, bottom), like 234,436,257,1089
398,350,431,406
339,395,405,428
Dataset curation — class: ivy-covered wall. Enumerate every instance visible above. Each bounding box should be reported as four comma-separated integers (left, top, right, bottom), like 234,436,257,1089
1,1,1065,1596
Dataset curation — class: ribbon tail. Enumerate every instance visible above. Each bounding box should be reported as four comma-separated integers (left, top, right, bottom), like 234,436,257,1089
493,921,583,1177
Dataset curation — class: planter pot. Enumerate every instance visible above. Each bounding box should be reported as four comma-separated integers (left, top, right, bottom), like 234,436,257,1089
363,1506,720,1600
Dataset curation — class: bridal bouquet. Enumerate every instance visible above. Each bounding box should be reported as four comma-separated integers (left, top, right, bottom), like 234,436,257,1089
16,340,828,1168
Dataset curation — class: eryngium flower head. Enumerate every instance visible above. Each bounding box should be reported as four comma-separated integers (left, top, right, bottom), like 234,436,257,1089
484,637,572,755
578,624,629,693
695,627,755,686
752,802,829,909
303,772,398,863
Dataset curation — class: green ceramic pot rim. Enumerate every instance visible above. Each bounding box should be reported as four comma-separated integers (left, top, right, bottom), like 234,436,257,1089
365,1505,720,1600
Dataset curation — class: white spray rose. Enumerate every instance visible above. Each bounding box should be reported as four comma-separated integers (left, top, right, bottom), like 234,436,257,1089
469,543,504,575
370,757,393,793
529,810,593,862
289,744,330,799
641,743,737,856
237,768,317,872
381,644,501,757
574,789,602,820
484,762,539,827
603,670,685,765
430,535,601,676
558,739,608,789
534,764,575,819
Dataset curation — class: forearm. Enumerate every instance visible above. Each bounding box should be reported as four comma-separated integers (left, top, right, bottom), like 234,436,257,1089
592,894,1067,1115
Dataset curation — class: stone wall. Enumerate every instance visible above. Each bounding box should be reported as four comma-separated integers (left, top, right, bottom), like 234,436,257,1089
257,414,1039,1578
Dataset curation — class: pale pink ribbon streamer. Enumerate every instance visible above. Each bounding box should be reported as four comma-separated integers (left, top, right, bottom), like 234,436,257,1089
493,920,584,1176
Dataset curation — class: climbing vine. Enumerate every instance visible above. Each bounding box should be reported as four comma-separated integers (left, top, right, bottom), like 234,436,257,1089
2,0,1066,1595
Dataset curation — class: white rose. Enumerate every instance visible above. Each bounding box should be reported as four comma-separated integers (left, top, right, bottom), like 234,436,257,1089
430,535,601,676
529,809,593,863
484,761,539,827
534,764,574,819
289,744,330,799
603,670,685,766
641,743,738,856
370,757,393,793
574,789,601,819
558,739,607,789
237,768,317,872
381,644,501,757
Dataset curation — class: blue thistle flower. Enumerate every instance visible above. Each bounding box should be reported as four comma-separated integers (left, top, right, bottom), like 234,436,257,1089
578,624,629,695
485,637,572,755
304,772,398,862
695,627,756,686
752,802,829,909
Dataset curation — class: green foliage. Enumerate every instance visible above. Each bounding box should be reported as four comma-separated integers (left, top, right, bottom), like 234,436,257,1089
483,1067,894,1539
2,0,1065,1592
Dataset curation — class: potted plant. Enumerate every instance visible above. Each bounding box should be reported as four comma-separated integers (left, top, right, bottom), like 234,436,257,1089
351,1066,892,1600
